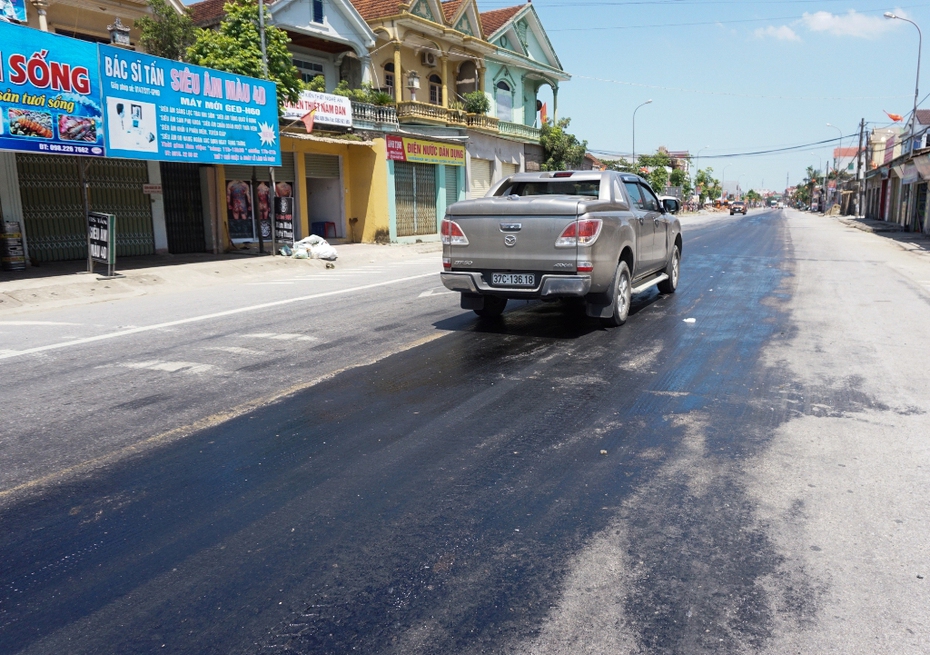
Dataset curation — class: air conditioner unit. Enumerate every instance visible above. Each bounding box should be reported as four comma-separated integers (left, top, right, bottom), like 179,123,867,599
421,52,437,67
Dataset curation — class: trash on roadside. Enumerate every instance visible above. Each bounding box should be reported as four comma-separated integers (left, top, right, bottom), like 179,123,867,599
279,244,292,257
291,235,338,261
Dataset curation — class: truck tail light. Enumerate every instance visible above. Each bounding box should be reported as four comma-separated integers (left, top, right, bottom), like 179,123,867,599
555,219,602,247
441,219,469,246
578,261,593,272
443,257,451,269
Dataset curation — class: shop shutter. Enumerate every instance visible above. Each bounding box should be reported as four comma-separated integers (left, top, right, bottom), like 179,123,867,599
161,162,206,254
470,158,492,198
17,154,154,262
445,165,459,205
394,162,437,237
305,154,340,178
501,162,519,178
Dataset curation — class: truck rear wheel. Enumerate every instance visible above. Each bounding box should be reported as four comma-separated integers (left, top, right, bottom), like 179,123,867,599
475,296,507,318
657,244,680,294
602,262,631,327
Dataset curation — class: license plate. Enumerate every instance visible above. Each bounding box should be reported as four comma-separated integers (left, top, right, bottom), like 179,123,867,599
492,273,535,287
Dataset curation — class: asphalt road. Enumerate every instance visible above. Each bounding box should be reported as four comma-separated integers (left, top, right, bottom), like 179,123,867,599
1,209,928,654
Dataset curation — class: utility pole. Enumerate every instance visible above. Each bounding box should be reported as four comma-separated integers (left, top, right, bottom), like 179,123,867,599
857,118,866,217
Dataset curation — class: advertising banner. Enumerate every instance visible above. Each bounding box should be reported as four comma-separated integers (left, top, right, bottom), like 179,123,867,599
0,24,106,157
99,45,280,166
274,195,294,244
226,179,253,240
282,91,352,128
386,134,465,166
2,0,27,22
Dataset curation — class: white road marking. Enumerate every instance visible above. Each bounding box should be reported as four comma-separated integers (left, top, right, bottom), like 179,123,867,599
0,272,437,361
121,360,215,374
0,320,82,326
418,287,456,298
243,333,318,342
205,346,264,355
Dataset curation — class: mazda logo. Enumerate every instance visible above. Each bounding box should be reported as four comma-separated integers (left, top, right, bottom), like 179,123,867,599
504,234,517,247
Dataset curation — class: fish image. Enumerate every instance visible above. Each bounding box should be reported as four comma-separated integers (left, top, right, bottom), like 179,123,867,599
8,109,53,138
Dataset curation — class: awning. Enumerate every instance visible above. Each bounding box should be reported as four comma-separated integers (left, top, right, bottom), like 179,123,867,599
280,131,374,146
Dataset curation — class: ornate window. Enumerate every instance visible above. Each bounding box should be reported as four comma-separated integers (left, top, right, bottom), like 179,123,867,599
496,80,513,122
384,62,395,97
429,74,443,105
312,0,323,23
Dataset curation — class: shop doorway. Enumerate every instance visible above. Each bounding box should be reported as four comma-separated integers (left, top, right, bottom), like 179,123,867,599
394,161,437,237
305,154,343,238
161,162,205,253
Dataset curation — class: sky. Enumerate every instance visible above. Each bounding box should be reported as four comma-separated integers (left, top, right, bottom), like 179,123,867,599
481,0,930,194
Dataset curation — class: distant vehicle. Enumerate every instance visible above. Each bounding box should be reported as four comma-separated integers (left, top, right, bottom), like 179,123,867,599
776,202,785,209
730,201,747,215
440,171,682,326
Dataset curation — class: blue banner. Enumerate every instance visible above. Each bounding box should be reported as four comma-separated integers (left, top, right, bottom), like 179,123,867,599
0,24,106,157
99,45,281,166
1,0,28,24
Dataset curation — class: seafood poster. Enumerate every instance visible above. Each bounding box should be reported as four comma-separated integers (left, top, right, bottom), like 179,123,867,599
0,23,106,157
99,44,280,166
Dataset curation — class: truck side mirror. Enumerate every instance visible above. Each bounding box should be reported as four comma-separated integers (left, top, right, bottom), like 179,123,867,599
662,198,679,214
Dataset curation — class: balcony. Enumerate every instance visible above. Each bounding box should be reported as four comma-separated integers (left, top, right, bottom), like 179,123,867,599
396,101,462,125
351,101,398,131
465,114,499,132
498,121,541,142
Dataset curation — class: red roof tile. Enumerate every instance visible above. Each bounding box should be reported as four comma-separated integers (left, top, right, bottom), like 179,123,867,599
349,0,405,21
442,0,464,22
188,0,227,26
479,4,523,37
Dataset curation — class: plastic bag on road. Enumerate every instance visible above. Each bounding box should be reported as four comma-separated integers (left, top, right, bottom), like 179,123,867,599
293,235,338,261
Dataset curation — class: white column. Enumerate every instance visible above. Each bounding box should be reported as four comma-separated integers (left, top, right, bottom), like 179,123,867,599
147,160,169,253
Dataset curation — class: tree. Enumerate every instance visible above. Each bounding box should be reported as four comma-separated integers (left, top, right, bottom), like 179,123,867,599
669,168,693,198
540,118,587,171
187,0,302,110
136,0,196,61
693,167,721,205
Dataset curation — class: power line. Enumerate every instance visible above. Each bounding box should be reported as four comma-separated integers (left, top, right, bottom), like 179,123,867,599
589,134,856,161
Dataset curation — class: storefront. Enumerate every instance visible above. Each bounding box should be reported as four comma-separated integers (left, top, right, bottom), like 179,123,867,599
464,132,524,199
386,135,465,242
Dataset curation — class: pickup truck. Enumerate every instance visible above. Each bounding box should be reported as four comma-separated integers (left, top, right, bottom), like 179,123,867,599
440,170,682,326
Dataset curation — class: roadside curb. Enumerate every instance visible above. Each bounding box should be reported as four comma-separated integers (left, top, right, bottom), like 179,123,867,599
0,242,442,315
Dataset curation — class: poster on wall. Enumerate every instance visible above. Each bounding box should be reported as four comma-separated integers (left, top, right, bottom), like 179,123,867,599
257,179,294,241
98,44,280,166
0,23,106,156
1,0,27,22
385,135,465,166
226,179,253,240
274,180,294,243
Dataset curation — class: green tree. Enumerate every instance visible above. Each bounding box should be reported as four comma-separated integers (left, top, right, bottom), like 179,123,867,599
540,118,587,171
136,0,196,61
187,0,302,110
603,158,636,173
693,167,721,205
669,168,693,198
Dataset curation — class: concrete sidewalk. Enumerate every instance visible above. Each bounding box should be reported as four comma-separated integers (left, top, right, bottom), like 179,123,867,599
0,242,442,315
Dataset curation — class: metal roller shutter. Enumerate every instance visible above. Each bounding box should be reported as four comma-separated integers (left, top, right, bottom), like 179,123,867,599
445,165,459,206
394,162,437,237
501,162,519,177
470,158,492,198
305,154,340,178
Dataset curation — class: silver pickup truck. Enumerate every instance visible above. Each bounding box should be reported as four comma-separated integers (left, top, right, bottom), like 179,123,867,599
440,170,682,326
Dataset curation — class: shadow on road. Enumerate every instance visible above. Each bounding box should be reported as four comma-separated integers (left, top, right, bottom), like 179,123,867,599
432,291,665,340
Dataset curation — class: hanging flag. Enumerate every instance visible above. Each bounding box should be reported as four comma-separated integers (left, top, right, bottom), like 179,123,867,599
301,108,317,133
540,102,548,125
884,110,904,122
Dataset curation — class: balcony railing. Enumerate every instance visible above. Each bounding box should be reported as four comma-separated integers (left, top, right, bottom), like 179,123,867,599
397,101,457,124
351,101,398,129
465,114,500,132
498,121,541,141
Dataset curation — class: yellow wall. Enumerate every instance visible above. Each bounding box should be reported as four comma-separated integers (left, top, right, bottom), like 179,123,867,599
279,135,390,244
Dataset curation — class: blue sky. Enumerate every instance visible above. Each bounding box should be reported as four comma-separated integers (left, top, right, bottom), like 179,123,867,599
503,0,930,193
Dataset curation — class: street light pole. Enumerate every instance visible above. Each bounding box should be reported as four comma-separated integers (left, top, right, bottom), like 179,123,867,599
826,123,843,208
632,99,652,165
885,13,922,151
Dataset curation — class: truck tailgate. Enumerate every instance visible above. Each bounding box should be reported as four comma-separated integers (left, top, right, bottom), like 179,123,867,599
445,214,579,272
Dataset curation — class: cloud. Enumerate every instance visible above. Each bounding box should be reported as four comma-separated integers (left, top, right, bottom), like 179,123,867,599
801,9,900,39
754,25,801,41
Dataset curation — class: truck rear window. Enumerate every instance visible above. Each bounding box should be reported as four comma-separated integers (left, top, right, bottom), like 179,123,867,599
496,181,601,198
